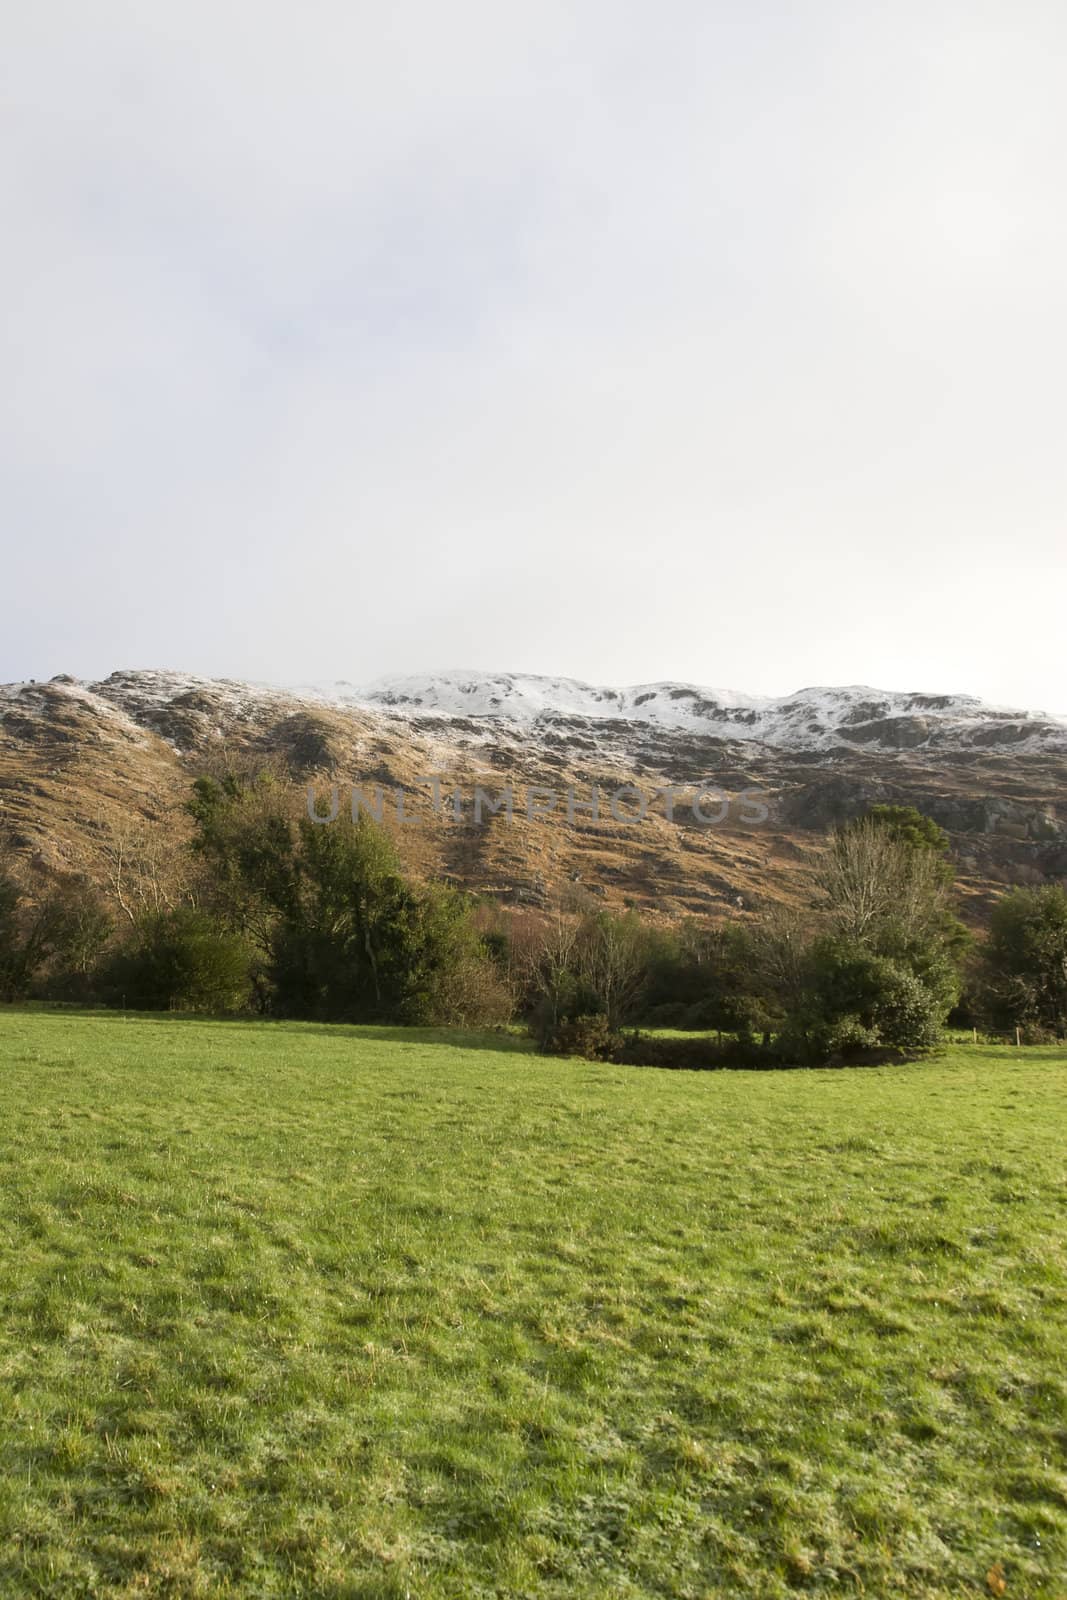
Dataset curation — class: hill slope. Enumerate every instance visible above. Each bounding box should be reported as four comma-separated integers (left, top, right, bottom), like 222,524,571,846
1,668,1065,918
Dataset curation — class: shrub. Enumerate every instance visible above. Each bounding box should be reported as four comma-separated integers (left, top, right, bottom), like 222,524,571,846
773,942,944,1064
870,963,943,1050
101,908,253,1013
1017,1023,1061,1046
541,1013,622,1061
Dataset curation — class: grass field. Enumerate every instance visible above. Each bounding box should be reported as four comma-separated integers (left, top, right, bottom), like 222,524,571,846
0,1011,1064,1598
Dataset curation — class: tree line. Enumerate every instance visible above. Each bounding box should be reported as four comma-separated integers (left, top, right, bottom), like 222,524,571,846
2,782,1065,1064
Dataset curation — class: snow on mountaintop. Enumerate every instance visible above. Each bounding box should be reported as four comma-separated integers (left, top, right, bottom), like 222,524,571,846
300,670,1067,755
4,669,1064,757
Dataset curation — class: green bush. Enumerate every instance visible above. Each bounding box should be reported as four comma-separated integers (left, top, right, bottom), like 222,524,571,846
871,963,944,1050
772,942,944,1064
541,1013,622,1061
101,908,253,1013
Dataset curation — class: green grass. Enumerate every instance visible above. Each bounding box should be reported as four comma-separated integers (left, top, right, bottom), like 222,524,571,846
0,1012,1064,1598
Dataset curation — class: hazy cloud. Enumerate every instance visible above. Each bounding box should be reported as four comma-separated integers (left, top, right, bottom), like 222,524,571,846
3,1,1065,710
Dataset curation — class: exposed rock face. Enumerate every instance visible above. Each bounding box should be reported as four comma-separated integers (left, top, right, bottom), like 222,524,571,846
1,668,1064,920
837,717,933,749
779,778,894,828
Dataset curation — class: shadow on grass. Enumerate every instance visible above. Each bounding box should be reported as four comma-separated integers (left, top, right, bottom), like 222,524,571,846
0,1003,534,1055
6,1006,1064,1070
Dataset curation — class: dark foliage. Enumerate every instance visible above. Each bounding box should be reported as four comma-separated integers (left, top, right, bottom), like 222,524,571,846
99,907,254,1013
981,885,1067,1036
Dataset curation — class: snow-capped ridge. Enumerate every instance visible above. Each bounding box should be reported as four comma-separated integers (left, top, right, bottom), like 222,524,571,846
301,669,1066,755
4,667,1064,757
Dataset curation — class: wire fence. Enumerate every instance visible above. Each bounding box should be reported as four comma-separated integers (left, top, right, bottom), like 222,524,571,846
946,1026,1063,1047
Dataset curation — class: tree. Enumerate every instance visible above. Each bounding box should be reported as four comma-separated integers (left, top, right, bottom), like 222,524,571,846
575,910,650,1029
96,810,193,924
643,919,764,1032
522,906,655,1044
816,820,947,945
754,811,968,1062
522,912,587,1043
983,885,1067,1036
861,804,951,862
0,868,32,1001
815,816,966,1010
186,775,509,1024
0,867,109,1002
34,879,113,1000
744,908,813,1036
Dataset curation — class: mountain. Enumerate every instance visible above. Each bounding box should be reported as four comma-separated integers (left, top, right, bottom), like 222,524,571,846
303,670,1067,755
1,668,1065,920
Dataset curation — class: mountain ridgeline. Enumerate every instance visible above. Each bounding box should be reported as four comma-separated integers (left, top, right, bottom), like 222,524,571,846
1,668,1065,919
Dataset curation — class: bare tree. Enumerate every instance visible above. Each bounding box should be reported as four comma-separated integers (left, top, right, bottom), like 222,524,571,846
95,811,192,924
522,910,583,1033
813,820,949,949
575,911,648,1028
518,904,651,1034
744,904,813,1022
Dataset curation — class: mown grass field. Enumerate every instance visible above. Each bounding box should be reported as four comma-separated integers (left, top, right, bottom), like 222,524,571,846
0,1011,1064,1599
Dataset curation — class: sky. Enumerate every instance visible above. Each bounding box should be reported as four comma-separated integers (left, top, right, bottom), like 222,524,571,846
3,1,1065,712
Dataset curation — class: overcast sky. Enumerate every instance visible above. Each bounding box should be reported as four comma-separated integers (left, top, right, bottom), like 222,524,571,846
3,1,1065,710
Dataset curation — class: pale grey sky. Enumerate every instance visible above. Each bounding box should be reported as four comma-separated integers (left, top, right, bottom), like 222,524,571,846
3,2,1065,710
